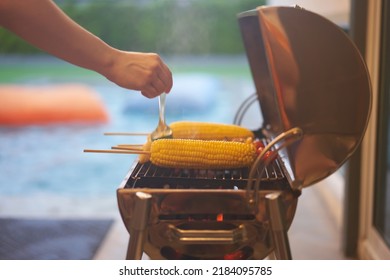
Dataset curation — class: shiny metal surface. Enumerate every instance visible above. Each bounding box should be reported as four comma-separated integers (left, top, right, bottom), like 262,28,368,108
151,93,173,140
238,6,372,187
266,192,292,259
117,187,300,259
126,192,152,260
118,153,295,259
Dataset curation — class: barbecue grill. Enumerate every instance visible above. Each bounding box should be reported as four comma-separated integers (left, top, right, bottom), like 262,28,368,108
114,6,372,260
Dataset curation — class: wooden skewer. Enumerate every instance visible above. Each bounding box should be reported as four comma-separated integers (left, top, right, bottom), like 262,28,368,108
117,144,143,147
104,132,149,136
84,149,150,155
111,145,143,151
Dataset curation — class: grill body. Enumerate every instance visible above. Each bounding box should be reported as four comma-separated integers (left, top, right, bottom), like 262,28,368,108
118,161,299,259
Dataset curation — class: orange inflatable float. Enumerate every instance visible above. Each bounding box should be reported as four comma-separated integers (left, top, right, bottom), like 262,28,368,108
0,84,109,125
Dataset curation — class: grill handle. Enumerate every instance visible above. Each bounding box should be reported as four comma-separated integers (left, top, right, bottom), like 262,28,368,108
167,224,247,245
246,127,303,208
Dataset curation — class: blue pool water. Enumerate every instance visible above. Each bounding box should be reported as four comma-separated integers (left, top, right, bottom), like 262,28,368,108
0,73,258,203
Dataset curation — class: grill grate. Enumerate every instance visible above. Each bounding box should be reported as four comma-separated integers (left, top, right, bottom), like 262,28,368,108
125,159,288,190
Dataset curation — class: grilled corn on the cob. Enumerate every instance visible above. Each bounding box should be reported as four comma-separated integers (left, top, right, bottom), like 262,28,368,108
169,121,254,140
145,138,256,169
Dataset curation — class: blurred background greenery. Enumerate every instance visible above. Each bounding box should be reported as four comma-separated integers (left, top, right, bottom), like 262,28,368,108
0,0,265,55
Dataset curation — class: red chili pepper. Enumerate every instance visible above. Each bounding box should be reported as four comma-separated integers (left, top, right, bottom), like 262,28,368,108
256,147,276,162
252,139,265,150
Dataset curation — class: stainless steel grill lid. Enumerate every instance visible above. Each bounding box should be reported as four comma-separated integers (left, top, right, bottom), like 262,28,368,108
238,6,372,188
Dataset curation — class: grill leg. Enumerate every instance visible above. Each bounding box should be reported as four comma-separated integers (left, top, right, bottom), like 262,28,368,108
126,192,152,260
266,192,292,260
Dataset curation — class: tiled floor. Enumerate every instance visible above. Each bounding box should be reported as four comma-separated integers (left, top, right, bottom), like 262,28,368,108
94,171,347,260
288,172,346,259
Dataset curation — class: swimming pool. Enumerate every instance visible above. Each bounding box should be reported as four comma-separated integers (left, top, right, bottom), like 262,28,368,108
0,63,259,217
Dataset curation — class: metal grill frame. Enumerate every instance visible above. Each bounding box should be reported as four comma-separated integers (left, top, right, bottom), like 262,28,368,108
124,159,287,190
117,154,300,260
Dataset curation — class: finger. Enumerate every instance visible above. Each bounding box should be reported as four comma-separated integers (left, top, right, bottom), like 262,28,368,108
152,76,168,95
141,84,159,99
158,63,173,93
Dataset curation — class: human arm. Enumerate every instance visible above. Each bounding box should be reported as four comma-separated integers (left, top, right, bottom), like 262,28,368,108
0,0,172,98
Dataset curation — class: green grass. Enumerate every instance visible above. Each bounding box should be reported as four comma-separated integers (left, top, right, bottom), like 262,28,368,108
0,64,100,83
0,55,252,83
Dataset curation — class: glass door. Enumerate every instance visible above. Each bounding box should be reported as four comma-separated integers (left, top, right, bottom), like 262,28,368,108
358,0,390,259
373,0,390,251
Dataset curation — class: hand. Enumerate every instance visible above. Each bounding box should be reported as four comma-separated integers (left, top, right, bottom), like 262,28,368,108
104,50,173,98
